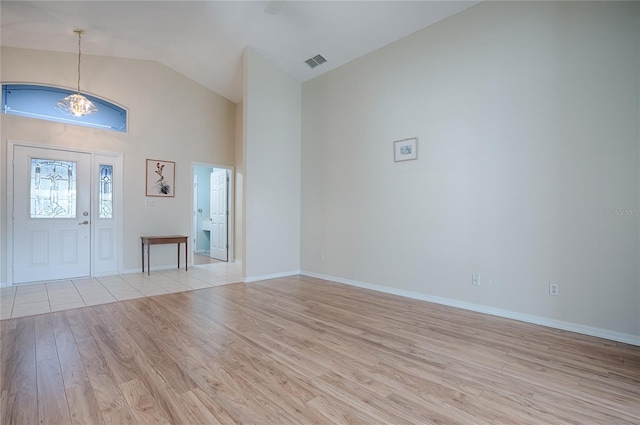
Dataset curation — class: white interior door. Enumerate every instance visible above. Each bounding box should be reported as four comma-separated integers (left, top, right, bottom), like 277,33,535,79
210,169,228,261
13,146,91,283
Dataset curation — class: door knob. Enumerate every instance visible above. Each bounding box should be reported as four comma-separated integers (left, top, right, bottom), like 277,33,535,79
79,220,89,225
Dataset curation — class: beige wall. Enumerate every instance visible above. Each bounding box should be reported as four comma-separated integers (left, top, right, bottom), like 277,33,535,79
234,101,244,262
243,48,301,280
301,2,640,339
1,47,236,279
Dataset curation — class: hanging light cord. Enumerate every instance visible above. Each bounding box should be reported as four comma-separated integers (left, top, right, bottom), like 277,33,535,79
56,28,98,116
76,30,83,94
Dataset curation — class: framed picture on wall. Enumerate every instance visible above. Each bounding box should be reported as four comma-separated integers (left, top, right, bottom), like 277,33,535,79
394,137,418,162
146,159,175,197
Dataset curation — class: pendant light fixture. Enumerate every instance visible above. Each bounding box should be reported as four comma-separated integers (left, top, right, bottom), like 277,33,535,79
57,29,98,117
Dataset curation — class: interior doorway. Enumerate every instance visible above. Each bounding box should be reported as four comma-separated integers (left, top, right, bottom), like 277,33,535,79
191,163,234,264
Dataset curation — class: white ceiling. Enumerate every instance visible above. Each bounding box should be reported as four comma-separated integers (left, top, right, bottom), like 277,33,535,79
1,1,479,103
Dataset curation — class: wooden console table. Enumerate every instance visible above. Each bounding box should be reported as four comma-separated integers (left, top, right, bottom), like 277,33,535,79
141,235,188,275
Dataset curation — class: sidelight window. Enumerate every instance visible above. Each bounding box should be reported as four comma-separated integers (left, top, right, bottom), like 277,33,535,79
99,164,114,219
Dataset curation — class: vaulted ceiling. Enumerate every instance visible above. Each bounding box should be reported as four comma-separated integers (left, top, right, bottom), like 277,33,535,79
1,1,479,102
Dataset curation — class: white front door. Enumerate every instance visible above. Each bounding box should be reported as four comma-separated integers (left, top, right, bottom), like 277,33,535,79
210,169,228,261
13,146,91,283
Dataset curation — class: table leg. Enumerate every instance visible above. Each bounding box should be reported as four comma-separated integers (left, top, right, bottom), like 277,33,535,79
185,241,188,271
147,244,151,275
177,243,180,269
141,241,145,273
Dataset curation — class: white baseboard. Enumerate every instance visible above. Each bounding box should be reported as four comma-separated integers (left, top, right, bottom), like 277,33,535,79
93,270,121,278
245,270,300,283
0,281,8,288
300,271,640,347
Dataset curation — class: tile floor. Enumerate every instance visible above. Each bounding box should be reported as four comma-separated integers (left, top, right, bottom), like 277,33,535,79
193,253,224,265
0,262,243,320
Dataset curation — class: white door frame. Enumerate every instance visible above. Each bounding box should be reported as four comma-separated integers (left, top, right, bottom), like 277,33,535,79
192,174,199,255
191,162,234,264
6,140,123,285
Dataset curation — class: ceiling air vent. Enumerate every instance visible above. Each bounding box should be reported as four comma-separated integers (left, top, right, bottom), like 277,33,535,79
305,54,327,69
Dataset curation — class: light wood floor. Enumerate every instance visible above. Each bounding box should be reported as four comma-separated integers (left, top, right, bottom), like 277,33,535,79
1,275,638,424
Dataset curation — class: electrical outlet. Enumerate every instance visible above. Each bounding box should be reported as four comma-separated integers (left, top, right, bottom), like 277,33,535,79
471,274,480,286
319,253,324,262
549,283,559,296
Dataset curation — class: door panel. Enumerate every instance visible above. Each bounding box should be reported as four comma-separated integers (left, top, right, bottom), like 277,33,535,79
209,169,228,261
30,232,49,265
97,228,114,261
13,146,91,283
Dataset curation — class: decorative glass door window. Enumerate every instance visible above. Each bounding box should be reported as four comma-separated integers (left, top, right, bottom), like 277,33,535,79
99,164,113,219
30,159,77,218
